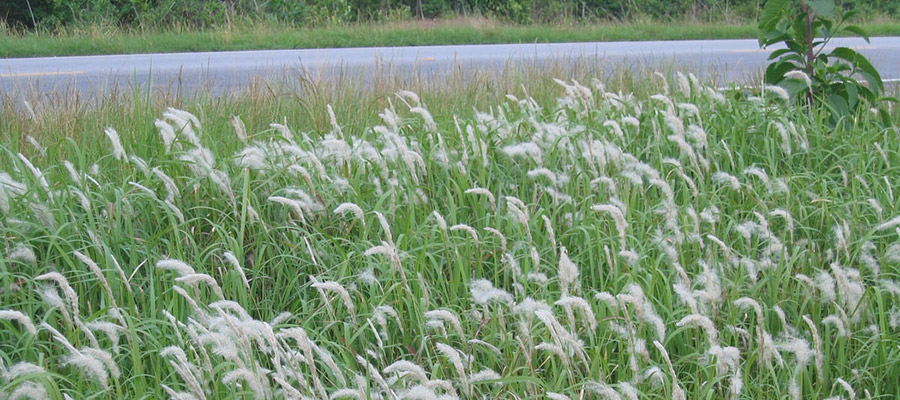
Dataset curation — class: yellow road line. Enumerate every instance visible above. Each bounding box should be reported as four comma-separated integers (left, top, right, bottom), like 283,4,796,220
0,71,85,78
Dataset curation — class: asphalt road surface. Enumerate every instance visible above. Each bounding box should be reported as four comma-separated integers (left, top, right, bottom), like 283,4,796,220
2,37,899,98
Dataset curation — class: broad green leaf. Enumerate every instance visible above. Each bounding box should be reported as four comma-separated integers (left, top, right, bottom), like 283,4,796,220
805,0,836,17
879,108,892,127
841,25,871,42
785,40,808,58
767,48,795,60
816,18,833,32
765,61,799,84
759,0,791,45
834,63,852,73
856,84,876,103
860,72,883,97
826,93,850,120
762,31,791,46
791,11,809,43
844,81,859,109
779,54,806,65
830,47,884,93
780,79,811,99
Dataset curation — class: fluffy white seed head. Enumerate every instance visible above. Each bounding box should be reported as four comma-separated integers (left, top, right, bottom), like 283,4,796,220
585,382,622,400
0,310,37,335
822,314,848,337
334,203,366,228
8,245,36,265
425,309,464,337
104,128,127,161
410,107,437,132
465,187,496,207
383,360,428,383
175,273,224,300
712,172,741,190
876,215,900,231
558,247,580,295
450,224,479,247
311,278,357,323
764,85,790,102
35,272,79,316
4,362,46,381
435,343,468,391
9,381,49,399
231,115,248,142
784,70,812,86
470,279,512,305
223,251,250,289
591,204,628,247
555,296,597,331
62,350,110,389
676,314,719,347
777,337,812,367
156,259,196,277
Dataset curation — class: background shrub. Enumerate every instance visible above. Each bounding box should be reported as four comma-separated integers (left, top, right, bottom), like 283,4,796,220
0,0,896,30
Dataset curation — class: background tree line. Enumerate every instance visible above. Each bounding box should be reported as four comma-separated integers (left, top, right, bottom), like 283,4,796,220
1,0,897,30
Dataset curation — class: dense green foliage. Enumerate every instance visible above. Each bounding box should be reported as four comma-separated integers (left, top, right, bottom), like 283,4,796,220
1,65,900,399
0,21,765,58
758,0,894,125
2,0,898,29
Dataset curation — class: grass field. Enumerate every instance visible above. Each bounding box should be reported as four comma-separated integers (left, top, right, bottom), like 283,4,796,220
1,66,900,399
2,16,900,58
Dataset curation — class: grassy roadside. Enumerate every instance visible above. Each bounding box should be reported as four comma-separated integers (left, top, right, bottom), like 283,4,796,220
2,58,650,149
2,56,900,398
2,17,899,58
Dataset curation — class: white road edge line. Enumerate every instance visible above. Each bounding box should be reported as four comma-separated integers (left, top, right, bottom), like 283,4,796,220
718,78,900,91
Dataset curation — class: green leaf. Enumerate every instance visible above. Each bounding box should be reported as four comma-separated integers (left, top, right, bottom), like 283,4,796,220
829,61,852,73
791,12,809,44
879,108,893,127
780,79,811,99
761,31,791,47
856,84,876,103
785,40,808,58
779,54,806,66
805,0,836,17
759,0,791,45
844,81,859,109
842,9,859,21
841,25,871,42
826,93,851,120
492,375,545,386
765,61,800,84
830,47,884,93
815,18,833,33
860,72,883,97
767,48,796,60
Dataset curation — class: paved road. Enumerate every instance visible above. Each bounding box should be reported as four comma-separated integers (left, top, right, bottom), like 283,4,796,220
2,37,899,98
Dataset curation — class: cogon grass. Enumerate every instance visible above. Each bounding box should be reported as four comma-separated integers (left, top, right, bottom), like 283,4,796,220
0,66,899,400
